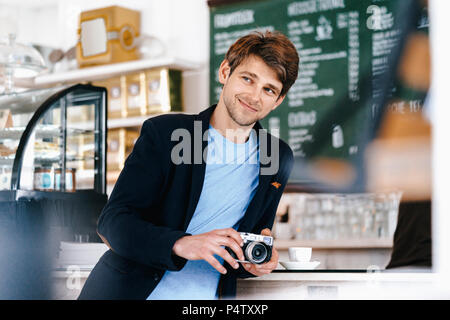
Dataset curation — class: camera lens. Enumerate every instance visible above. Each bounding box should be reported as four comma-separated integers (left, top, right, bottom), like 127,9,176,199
245,242,268,264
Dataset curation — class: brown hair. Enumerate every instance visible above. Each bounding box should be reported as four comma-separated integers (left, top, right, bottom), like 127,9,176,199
225,30,299,98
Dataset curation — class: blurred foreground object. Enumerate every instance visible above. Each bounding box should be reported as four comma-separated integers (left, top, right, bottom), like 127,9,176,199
0,205,52,299
366,109,431,201
366,24,431,202
369,5,432,269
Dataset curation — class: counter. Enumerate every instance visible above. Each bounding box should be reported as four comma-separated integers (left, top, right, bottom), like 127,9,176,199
236,269,442,299
49,241,443,300
52,267,444,300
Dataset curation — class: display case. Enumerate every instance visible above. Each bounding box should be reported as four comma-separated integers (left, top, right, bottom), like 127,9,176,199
0,84,107,243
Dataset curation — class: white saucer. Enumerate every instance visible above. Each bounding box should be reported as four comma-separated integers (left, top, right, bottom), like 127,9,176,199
279,261,320,270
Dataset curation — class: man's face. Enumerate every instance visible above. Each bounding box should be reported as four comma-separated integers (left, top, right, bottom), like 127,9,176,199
218,55,285,127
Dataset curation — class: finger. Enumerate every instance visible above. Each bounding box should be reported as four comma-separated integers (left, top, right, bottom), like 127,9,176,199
253,262,273,270
243,262,264,271
215,228,243,246
225,229,244,247
260,228,272,236
204,255,227,274
255,243,278,268
255,270,272,275
243,264,268,276
256,256,278,270
255,263,276,272
216,237,244,261
215,247,239,270
270,247,279,262
242,263,256,273
255,249,279,271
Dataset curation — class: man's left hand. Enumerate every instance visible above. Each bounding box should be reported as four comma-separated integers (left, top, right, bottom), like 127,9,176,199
241,228,279,276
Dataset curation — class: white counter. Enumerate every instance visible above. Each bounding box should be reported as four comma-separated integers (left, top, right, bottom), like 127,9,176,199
49,242,447,300
236,269,448,299
242,270,434,282
51,266,449,300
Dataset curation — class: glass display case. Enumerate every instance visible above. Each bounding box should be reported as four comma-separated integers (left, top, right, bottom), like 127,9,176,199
0,84,107,243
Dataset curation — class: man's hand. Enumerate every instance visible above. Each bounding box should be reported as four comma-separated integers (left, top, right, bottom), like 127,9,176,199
172,228,245,274
241,228,279,276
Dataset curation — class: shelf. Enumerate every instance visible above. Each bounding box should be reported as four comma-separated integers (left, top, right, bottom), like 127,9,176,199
0,86,63,114
107,170,121,184
61,111,186,129
274,238,393,249
0,125,94,140
24,57,201,89
0,155,97,167
0,155,14,166
35,155,97,164
107,112,186,129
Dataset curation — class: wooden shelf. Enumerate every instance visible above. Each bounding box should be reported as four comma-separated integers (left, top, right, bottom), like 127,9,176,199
107,112,186,129
108,115,149,129
274,238,393,249
107,170,121,184
24,57,201,89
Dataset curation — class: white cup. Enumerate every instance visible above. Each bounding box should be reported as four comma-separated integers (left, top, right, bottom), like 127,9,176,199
288,247,312,262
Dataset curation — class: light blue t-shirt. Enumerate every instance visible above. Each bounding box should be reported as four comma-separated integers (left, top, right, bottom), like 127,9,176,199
147,124,259,300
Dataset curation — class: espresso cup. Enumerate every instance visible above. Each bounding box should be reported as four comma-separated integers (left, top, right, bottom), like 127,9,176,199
288,247,312,262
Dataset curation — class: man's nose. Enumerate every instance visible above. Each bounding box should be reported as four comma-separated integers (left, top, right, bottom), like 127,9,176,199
247,85,261,104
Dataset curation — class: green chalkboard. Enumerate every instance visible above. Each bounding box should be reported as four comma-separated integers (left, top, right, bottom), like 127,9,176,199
209,0,428,189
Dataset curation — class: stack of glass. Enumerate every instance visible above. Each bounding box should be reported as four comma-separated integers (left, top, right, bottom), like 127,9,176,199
289,191,402,240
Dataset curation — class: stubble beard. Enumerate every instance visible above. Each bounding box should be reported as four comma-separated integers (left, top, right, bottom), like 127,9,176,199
223,94,260,127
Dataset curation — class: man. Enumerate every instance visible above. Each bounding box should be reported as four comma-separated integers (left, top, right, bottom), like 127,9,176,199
78,30,299,300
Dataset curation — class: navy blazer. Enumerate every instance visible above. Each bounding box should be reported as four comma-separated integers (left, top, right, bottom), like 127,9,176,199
78,104,294,300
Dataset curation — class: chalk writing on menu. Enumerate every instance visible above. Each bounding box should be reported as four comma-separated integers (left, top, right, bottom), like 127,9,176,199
210,0,426,184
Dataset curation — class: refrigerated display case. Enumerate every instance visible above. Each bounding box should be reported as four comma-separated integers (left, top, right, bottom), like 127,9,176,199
0,83,107,244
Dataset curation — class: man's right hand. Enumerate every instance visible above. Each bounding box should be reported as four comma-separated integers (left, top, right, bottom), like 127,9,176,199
172,228,245,274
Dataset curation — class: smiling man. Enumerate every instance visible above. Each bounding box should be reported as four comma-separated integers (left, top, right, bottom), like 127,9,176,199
78,31,299,300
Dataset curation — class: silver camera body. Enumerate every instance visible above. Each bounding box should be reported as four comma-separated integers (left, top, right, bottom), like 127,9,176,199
233,232,273,264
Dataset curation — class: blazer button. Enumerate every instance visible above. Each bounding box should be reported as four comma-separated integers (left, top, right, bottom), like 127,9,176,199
153,273,160,281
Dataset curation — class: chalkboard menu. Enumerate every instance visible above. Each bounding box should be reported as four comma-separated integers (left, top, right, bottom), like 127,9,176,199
209,0,428,189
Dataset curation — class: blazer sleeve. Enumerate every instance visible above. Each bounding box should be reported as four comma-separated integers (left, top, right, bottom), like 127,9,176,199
96,119,189,271
231,144,295,279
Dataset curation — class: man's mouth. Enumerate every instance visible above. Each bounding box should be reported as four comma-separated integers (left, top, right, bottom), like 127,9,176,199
238,98,258,112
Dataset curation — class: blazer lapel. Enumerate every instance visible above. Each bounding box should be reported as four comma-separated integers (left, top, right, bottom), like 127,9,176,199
238,121,275,232
182,105,216,231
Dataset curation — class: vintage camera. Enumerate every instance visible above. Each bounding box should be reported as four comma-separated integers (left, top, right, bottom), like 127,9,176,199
228,232,273,264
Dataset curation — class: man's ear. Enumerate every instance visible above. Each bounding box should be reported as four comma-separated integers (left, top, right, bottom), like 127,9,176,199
218,59,231,85
271,94,286,110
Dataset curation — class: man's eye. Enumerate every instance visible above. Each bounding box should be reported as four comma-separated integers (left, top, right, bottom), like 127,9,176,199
243,77,251,82
265,87,274,94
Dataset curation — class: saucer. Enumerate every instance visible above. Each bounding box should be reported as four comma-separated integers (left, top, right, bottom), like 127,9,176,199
279,261,320,270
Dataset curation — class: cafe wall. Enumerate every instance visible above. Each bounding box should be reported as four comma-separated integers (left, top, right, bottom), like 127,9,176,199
1,0,432,271
0,0,211,114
